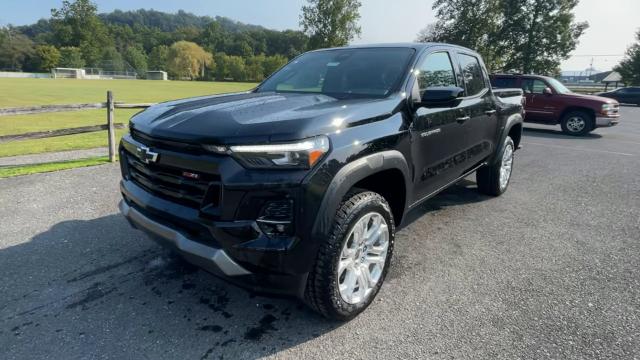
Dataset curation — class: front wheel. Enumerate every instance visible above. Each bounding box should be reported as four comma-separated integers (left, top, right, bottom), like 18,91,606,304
304,191,394,321
476,136,515,196
561,111,593,136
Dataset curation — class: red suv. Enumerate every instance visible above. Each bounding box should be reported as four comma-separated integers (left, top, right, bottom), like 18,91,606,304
491,74,620,136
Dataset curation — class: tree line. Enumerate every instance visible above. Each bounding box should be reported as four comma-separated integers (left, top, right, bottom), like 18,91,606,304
0,0,361,81
417,0,589,76
419,0,639,85
1,0,638,85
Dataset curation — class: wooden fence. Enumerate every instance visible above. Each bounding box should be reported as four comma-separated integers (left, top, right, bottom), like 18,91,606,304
0,91,154,162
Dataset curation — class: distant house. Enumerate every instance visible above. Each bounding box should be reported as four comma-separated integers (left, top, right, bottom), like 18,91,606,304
589,71,613,83
600,72,623,91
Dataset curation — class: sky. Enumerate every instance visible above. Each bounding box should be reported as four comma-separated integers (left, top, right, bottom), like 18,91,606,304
1,0,638,72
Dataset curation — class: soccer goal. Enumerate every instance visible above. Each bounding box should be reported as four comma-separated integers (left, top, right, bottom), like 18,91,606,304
52,68,86,79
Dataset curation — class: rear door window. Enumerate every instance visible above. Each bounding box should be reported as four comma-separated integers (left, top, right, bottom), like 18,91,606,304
458,54,487,96
491,77,518,89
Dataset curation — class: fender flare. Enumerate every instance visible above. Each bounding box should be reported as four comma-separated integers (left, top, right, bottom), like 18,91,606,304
311,150,411,239
490,113,523,164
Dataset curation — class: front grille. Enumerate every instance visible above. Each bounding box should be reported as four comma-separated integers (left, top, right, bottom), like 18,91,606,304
131,129,205,154
124,152,220,209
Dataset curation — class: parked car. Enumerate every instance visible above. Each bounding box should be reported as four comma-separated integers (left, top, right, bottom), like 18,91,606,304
597,87,640,106
491,74,620,136
119,43,524,320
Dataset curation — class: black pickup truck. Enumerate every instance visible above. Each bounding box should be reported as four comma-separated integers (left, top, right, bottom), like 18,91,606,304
119,43,524,320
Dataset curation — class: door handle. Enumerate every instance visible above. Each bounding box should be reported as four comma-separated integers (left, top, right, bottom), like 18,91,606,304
456,116,470,124
485,109,497,115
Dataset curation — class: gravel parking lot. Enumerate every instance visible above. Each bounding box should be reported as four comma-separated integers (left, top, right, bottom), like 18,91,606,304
1,107,639,360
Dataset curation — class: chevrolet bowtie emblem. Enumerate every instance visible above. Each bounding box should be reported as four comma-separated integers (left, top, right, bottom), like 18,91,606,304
136,146,159,164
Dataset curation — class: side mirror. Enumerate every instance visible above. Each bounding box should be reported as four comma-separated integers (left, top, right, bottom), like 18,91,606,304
415,86,465,108
543,87,553,96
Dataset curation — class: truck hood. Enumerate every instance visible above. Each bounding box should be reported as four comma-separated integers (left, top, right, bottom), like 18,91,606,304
563,92,618,104
130,91,402,144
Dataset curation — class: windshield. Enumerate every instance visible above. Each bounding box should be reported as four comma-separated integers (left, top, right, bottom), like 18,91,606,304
258,48,415,99
547,78,572,94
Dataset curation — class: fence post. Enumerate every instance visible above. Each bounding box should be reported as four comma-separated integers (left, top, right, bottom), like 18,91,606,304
107,91,116,162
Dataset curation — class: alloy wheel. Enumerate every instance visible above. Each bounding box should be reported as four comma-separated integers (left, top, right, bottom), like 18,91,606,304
566,116,586,133
499,143,514,190
337,212,389,305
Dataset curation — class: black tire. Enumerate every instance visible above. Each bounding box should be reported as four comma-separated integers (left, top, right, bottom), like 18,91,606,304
476,136,515,196
304,190,395,321
560,110,593,136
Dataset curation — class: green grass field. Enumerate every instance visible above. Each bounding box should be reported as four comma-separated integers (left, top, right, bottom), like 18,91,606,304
0,78,256,158
0,156,112,178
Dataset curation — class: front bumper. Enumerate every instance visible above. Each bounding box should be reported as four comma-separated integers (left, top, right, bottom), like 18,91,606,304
117,132,318,297
595,116,620,127
119,200,250,277
119,195,308,297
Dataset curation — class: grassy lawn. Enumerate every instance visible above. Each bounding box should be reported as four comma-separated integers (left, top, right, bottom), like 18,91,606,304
0,156,111,178
0,109,139,136
0,129,128,157
0,78,256,158
0,78,255,107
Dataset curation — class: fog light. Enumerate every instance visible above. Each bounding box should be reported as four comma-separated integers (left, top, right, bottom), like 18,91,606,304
257,199,294,238
256,219,293,238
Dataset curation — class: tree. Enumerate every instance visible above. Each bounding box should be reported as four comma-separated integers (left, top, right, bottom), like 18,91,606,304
245,54,266,81
148,45,169,71
199,22,225,53
418,0,588,74
166,41,213,80
0,28,35,70
300,0,362,49
226,56,246,81
263,54,288,77
34,45,61,71
50,0,112,66
614,29,640,85
123,46,148,75
173,26,202,43
227,32,255,57
500,0,588,74
419,0,504,70
215,53,246,81
59,46,85,68
100,47,125,71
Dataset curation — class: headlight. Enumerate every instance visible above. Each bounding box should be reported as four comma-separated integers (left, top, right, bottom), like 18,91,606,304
226,136,330,169
602,103,616,112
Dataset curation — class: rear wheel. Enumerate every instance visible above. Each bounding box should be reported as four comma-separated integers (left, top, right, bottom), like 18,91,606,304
304,190,394,321
477,136,515,196
561,110,593,136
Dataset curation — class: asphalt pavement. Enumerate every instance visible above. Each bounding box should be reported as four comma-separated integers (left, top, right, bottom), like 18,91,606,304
1,107,639,359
